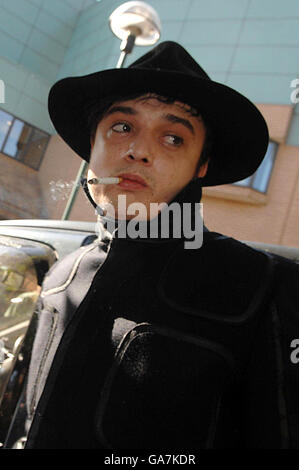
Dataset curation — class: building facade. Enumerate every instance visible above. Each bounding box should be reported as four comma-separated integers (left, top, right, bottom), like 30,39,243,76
0,0,299,247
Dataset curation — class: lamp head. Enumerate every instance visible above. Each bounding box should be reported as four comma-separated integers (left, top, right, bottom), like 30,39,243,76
109,1,161,46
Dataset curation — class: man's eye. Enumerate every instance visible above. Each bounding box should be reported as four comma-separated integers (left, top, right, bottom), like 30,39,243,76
165,135,183,146
111,123,131,133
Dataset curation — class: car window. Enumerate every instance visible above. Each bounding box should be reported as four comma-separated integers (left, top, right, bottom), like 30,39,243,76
0,235,57,409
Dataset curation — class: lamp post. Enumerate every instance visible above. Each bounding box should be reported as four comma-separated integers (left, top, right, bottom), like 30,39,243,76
61,1,161,221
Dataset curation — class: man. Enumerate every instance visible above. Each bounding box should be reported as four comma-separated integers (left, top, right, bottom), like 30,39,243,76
24,41,299,449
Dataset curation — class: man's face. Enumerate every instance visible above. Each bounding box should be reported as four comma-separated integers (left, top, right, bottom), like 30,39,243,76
87,96,208,220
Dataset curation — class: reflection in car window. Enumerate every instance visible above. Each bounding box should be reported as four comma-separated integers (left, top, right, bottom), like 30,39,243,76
0,242,41,408
0,235,56,442
0,245,40,332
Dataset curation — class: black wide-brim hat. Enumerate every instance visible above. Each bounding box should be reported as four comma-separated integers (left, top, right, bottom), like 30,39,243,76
48,41,269,187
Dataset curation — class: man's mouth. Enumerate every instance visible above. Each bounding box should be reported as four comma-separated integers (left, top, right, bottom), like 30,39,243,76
118,173,148,190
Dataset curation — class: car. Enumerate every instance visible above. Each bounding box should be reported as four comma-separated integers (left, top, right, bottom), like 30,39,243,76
0,218,298,448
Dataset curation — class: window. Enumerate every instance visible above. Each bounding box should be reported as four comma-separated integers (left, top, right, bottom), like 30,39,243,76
0,109,50,170
233,141,278,193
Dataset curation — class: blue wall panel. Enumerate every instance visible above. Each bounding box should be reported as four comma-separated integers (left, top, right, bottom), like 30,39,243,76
0,0,298,133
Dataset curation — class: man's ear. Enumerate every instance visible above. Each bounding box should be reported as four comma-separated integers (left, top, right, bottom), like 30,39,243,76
197,160,209,178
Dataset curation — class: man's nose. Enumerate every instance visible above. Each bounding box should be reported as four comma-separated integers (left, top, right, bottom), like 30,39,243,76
122,135,154,165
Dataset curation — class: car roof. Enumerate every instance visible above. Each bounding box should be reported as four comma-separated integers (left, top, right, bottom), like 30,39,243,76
0,220,96,259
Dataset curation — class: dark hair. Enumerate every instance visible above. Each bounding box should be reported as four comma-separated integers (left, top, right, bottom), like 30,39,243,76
86,92,213,170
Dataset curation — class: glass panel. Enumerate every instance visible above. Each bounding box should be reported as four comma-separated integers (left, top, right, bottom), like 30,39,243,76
20,128,49,170
233,141,278,193
252,142,278,193
1,116,49,169
3,120,29,158
0,110,13,149
234,176,252,187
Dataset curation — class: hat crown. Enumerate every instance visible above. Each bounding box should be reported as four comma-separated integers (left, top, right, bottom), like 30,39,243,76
129,41,210,80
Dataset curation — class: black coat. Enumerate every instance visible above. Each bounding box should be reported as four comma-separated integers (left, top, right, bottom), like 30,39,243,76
25,181,299,449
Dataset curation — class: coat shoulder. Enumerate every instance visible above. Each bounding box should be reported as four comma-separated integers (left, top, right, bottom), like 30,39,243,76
41,239,103,294
158,232,276,323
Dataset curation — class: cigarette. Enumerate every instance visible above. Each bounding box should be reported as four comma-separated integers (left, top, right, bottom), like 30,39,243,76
88,177,122,185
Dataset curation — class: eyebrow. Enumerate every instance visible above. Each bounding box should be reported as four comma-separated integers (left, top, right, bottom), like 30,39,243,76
163,113,195,135
104,105,138,118
104,106,195,135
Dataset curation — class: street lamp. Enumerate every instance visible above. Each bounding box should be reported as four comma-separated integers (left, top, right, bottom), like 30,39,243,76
110,1,161,67
61,0,161,220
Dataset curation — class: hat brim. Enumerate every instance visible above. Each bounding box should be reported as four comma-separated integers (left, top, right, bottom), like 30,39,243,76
48,68,269,187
